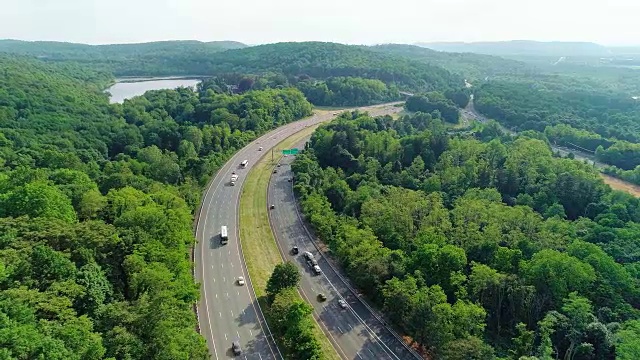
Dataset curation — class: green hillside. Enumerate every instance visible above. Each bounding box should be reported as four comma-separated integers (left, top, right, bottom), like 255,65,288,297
0,54,314,359
368,43,536,82
416,40,610,57
0,40,464,93
0,39,247,75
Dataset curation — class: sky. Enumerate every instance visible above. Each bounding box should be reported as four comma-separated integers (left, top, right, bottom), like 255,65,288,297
1,0,638,46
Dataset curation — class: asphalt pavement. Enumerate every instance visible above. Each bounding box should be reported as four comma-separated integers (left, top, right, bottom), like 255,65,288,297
267,142,421,360
194,103,404,360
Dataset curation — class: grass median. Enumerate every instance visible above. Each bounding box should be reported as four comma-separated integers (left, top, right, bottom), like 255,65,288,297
239,123,341,360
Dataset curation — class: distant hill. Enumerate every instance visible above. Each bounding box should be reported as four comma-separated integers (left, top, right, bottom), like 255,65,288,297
201,41,464,91
0,39,247,56
0,40,465,92
368,44,536,82
0,39,247,71
416,40,611,58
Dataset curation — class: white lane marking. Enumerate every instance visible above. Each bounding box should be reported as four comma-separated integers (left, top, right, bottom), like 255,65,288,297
258,353,262,360
368,349,374,356
224,333,227,340
231,262,234,267
237,331,240,338
349,324,353,331
221,263,223,268
213,278,215,283
249,330,253,336
237,291,240,296
338,326,344,334
223,277,226,282
215,294,218,298
356,352,363,359
226,292,229,298
196,115,347,358
289,177,408,360
231,310,234,317
219,312,222,317
211,264,214,270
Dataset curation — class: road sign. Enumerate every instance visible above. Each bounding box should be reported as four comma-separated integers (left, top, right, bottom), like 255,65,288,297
282,148,299,155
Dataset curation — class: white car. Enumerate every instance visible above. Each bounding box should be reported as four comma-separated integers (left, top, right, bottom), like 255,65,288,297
338,299,348,309
313,265,322,275
259,147,263,151
237,276,245,286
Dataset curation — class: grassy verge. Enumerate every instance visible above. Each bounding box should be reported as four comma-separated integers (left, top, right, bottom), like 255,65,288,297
601,173,640,197
239,124,341,360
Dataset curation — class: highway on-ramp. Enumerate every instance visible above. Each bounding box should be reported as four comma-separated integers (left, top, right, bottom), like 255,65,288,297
194,103,403,360
266,140,422,358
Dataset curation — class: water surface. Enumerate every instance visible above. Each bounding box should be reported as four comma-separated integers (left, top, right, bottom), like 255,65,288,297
107,78,201,103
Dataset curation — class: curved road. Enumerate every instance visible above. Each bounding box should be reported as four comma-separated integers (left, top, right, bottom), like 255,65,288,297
267,140,421,360
194,103,403,360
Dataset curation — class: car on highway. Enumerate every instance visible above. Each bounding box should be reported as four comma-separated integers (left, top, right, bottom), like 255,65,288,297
291,246,299,255
270,204,275,209
303,251,314,264
338,299,348,309
287,178,292,182
317,293,327,302
273,169,278,173
237,276,245,286
258,146,263,151
277,163,281,167
312,265,322,275
232,341,242,356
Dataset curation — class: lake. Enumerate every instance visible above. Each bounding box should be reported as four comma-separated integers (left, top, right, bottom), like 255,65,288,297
106,78,202,103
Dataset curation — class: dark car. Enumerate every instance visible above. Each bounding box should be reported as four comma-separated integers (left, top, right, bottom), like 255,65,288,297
232,341,242,356
292,246,299,255
317,293,327,302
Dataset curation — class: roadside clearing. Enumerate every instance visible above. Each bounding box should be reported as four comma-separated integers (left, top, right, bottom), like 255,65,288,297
239,122,341,360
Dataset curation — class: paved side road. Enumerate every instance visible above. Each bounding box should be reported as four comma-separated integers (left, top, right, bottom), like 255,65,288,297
267,142,421,360
194,104,405,360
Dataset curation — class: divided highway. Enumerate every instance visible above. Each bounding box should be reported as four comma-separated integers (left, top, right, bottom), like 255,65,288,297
194,103,402,360
267,140,421,360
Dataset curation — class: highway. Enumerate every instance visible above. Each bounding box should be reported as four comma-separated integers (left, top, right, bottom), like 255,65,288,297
267,147,421,358
194,103,403,360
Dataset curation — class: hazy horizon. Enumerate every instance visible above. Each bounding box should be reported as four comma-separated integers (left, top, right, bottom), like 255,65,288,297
1,0,638,47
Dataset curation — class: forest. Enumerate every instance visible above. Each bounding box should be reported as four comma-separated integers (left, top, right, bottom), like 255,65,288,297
0,39,246,76
0,54,313,359
0,41,466,96
368,44,536,83
474,77,640,170
292,111,640,359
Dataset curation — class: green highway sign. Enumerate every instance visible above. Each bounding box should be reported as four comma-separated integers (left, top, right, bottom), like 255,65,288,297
282,148,299,155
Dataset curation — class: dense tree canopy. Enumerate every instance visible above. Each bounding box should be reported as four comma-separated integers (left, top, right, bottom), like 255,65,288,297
0,41,466,96
0,39,246,76
0,55,313,359
474,77,640,171
292,112,640,359
265,263,322,360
